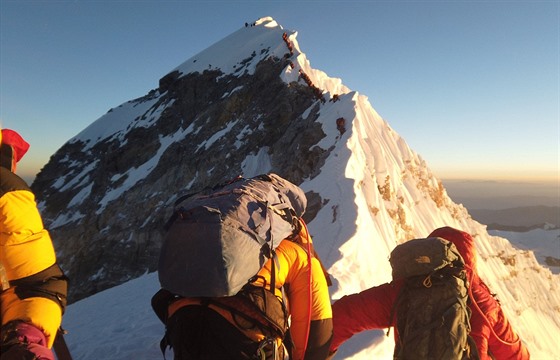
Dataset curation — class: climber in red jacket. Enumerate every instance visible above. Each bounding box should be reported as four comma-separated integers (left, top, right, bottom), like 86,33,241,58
329,226,530,360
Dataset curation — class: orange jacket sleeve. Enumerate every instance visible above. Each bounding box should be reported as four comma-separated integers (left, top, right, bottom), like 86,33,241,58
254,239,332,360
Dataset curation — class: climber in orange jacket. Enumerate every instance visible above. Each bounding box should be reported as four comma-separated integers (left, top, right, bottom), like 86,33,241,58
153,219,333,360
0,129,68,359
329,226,530,360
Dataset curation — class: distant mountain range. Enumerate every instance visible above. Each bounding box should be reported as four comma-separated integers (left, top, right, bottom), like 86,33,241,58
469,205,559,231
442,179,558,210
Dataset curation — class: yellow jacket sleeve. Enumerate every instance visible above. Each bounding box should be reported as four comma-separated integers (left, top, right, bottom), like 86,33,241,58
1,168,61,348
0,189,57,281
1,288,62,348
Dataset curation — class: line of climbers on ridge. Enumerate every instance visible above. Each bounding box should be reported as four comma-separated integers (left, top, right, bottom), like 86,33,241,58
281,32,341,107
1,129,532,360
281,32,326,104
282,31,345,136
241,25,341,107
282,32,294,56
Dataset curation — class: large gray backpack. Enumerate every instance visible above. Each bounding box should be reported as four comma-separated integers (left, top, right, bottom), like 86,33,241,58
157,173,307,298
389,237,479,360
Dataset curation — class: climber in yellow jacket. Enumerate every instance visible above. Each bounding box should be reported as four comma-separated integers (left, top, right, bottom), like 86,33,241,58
0,129,68,359
154,219,333,360
250,221,333,360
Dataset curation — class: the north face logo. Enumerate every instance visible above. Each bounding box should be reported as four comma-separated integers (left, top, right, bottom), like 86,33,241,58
415,256,431,264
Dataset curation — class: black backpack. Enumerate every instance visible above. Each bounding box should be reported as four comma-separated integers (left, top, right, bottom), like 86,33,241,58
151,283,290,360
153,173,307,359
389,237,479,360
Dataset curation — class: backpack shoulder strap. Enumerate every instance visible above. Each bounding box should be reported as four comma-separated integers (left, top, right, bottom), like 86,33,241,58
151,288,177,324
53,328,73,360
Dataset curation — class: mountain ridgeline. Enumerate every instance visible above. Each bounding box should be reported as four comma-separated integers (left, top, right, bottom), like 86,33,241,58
30,17,559,357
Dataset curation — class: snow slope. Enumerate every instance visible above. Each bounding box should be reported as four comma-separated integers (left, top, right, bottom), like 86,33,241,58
490,228,560,274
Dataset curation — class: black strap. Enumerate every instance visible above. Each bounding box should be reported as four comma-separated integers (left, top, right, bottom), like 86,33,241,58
207,297,284,340
9,263,69,313
0,145,15,173
53,328,73,360
151,289,178,324
159,334,169,360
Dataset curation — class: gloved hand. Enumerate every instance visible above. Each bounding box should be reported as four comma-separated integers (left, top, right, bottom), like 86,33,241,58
0,321,55,360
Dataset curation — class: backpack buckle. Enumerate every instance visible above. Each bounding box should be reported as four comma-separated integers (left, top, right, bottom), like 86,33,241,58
257,337,283,360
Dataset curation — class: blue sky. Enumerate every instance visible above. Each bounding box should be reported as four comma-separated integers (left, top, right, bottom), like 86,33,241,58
1,1,558,183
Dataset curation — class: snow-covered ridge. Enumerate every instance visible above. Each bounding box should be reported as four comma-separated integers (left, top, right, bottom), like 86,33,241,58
172,17,288,79
70,95,166,149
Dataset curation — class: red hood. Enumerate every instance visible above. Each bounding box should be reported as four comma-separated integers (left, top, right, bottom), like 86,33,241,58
1,128,30,162
429,226,477,272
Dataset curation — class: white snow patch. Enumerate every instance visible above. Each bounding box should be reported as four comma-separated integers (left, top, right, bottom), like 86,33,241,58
196,119,239,152
68,183,94,207
172,17,289,78
241,147,272,178
491,228,560,274
50,211,85,229
97,127,192,213
70,96,163,150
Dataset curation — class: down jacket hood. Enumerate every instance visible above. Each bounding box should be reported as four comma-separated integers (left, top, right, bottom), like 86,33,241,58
1,128,30,163
429,226,477,273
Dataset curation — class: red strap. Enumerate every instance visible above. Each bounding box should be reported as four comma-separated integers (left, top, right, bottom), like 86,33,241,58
468,273,520,346
300,219,313,358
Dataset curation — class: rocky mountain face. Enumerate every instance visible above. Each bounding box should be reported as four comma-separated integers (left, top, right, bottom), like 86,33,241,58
32,50,329,302
33,33,336,300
